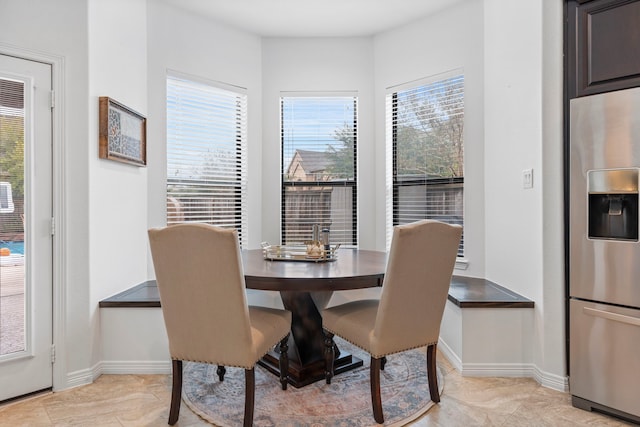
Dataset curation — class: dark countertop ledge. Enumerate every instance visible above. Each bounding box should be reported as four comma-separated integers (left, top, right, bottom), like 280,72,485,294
99,276,534,309
99,281,161,308
448,276,534,308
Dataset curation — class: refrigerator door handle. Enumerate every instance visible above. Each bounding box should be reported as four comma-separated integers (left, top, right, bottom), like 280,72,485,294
584,307,640,326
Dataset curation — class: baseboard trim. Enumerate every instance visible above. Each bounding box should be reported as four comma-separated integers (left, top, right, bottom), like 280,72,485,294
65,363,101,390
437,337,462,371
460,362,536,377
100,360,172,375
438,338,569,392
65,360,172,389
534,365,569,392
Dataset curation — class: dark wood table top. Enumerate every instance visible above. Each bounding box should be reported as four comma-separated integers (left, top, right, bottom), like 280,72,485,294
241,248,387,292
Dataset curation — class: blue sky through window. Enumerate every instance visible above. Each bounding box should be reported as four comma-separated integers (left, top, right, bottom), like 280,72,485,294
281,96,356,173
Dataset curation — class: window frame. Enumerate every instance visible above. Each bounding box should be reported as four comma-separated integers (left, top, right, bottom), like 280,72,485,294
280,93,358,247
165,72,248,245
387,72,465,256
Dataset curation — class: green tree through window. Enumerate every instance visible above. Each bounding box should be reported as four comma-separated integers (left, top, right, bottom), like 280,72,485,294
0,116,24,199
325,125,355,179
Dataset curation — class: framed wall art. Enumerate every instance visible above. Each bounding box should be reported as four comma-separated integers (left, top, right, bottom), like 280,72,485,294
99,96,147,166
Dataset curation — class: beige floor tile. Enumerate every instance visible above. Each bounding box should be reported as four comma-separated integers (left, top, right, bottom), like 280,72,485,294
0,403,52,426
116,404,170,427
43,392,159,423
1,369,636,427
50,417,123,426
502,386,635,427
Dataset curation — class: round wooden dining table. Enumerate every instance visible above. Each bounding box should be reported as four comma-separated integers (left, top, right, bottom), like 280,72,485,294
242,248,387,388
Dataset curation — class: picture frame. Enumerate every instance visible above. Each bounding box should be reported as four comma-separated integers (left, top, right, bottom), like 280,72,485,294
99,96,147,166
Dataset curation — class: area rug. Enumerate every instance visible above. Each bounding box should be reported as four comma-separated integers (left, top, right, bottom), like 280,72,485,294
182,338,443,426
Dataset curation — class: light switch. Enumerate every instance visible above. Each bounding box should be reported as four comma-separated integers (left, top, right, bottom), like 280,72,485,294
523,169,533,189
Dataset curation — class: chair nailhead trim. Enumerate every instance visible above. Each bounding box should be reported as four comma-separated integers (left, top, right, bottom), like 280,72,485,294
171,332,290,369
323,328,437,359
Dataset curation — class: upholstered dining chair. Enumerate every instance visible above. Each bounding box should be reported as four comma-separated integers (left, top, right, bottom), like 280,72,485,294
322,219,462,424
148,223,292,427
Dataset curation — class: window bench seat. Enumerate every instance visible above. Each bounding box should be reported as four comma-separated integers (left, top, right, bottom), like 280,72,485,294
440,277,536,381
99,276,533,309
447,276,534,308
99,277,534,380
99,280,161,308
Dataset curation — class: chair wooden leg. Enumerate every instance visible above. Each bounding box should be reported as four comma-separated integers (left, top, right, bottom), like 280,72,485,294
217,365,226,382
427,343,440,403
370,357,384,424
168,359,182,425
279,335,290,390
324,331,335,384
244,368,255,427
381,356,387,371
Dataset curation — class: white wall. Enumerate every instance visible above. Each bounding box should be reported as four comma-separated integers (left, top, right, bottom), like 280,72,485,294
373,0,485,277
146,1,264,256
484,0,565,383
100,308,170,373
88,0,149,375
261,37,376,249
484,0,543,313
0,0,91,388
540,0,566,383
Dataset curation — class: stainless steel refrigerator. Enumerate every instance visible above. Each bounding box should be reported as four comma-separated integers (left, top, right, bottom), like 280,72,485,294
570,86,640,423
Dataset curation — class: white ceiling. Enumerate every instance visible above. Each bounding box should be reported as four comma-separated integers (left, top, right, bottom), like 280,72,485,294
159,0,466,37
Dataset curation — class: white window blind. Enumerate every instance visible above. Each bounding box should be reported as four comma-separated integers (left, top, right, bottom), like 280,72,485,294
166,75,247,244
281,95,357,246
386,74,464,255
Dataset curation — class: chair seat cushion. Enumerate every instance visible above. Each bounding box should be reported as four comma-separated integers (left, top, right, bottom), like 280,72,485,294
322,300,379,354
247,306,292,367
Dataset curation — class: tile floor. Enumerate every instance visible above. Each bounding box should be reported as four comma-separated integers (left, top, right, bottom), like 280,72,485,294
0,354,635,426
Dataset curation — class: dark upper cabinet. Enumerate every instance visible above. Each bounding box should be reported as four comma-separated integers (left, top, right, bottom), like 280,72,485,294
567,0,640,98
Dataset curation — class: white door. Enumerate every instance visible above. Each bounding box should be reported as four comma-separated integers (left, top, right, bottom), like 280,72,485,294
0,54,53,401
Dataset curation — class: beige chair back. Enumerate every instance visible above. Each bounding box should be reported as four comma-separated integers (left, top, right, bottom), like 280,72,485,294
372,220,462,355
148,223,253,365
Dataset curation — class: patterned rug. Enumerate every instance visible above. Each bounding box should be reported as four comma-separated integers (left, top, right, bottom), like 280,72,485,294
182,338,443,426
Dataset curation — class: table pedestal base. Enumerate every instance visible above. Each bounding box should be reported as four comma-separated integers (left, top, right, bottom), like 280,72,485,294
258,348,363,388
257,289,364,387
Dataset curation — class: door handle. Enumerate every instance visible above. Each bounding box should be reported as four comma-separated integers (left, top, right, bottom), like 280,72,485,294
583,307,640,327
